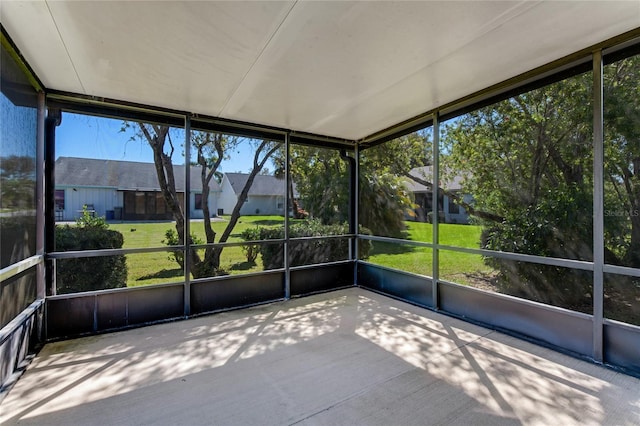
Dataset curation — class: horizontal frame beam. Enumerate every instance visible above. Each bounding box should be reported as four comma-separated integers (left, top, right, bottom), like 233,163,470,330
0,256,43,283
47,93,357,149
359,234,595,271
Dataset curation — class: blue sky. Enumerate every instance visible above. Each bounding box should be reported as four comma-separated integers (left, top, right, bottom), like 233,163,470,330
56,113,154,163
56,112,259,173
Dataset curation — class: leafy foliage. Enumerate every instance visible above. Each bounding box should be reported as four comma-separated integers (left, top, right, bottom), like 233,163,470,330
129,122,280,277
480,191,594,308
440,72,595,307
286,146,351,225
76,205,109,229
602,54,640,267
359,130,432,236
162,228,203,269
55,208,126,294
438,55,640,310
277,131,429,237
358,167,415,237
247,219,371,270
0,155,36,210
239,227,261,263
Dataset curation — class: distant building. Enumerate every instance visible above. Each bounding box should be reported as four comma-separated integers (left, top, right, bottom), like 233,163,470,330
218,173,290,216
54,157,221,221
405,166,470,224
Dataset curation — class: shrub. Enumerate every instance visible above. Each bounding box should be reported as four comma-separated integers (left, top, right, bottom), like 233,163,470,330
0,215,36,268
55,210,126,294
240,227,261,263
162,229,203,268
480,193,594,310
76,205,108,229
255,219,371,270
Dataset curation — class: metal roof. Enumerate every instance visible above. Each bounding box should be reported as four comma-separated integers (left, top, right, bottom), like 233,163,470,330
55,157,221,192
2,1,638,141
405,166,464,193
224,172,294,197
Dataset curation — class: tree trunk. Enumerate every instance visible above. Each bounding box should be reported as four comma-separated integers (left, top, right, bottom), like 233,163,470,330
209,141,280,269
190,135,225,278
289,178,300,218
628,214,640,268
627,167,640,268
199,161,217,269
139,124,202,270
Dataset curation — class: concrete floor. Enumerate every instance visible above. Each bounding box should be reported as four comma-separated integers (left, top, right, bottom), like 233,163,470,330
1,288,639,425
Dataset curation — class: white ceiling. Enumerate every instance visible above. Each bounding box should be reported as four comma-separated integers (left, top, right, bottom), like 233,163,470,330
2,1,639,140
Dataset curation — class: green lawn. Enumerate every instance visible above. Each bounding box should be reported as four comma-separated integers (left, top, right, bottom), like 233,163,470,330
366,222,496,286
71,216,492,288
108,215,285,286
109,215,285,249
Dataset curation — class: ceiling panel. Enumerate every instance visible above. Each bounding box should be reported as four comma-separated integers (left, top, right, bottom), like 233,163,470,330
2,1,639,140
44,0,295,116
0,0,83,93
220,1,526,136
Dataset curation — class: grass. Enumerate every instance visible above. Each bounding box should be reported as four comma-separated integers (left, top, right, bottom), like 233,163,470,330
366,222,496,286
109,215,285,248
63,215,490,288
106,216,285,286
65,218,640,325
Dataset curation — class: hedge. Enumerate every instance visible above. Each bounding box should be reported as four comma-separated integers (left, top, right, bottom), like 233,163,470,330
244,219,371,270
55,223,127,294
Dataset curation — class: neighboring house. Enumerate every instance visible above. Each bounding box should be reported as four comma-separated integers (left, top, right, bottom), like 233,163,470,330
54,157,221,221
404,166,471,224
218,173,290,216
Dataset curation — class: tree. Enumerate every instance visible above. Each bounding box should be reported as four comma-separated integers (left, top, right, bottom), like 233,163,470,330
272,147,305,218
368,128,506,224
0,155,35,209
191,131,232,275
270,131,431,237
603,54,640,268
439,56,640,308
270,130,435,238
358,168,415,237
132,123,279,277
440,72,595,308
206,137,280,274
273,143,411,236
358,129,432,236
291,146,350,224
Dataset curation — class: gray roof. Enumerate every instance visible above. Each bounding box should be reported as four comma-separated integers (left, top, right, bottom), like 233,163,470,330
225,173,296,197
405,166,464,193
55,157,221,192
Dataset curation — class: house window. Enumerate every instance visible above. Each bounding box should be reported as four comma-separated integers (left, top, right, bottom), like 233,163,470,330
123,190,178,219
135,192,146,214
195,193,203,210
55,189,65,210
448,199,460,214
156,192,166,214
276,196,284,210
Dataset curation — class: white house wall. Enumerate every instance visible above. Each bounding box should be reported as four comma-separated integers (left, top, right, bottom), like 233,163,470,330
217,178,238,216
240,195,285,216
190,192,218,219
57,186,220,221
57,186,121,221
